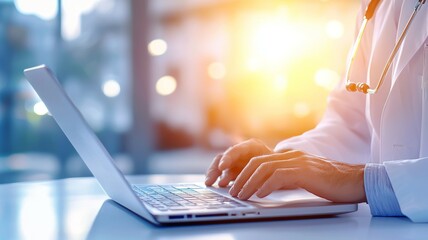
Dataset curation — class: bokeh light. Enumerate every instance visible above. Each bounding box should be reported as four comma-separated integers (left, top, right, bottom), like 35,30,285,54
208,62,226,80
61,0,101,41
33,102,49,116
156,76,177,96
148,39,168,56
314,68,340,90
293,102,311,118
14,0,58,21
326,20,344,39
102,80,121,98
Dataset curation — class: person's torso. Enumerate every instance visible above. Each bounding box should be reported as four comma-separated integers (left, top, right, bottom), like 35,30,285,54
365,0,428,163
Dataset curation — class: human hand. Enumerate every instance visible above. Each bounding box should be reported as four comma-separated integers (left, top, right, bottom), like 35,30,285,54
229,150,366,203
204,139,273,187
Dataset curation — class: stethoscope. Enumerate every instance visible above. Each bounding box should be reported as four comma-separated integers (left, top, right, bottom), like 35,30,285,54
345,0,426,94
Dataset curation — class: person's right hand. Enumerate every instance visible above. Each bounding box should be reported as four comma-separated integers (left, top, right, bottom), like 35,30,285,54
204,139,273,188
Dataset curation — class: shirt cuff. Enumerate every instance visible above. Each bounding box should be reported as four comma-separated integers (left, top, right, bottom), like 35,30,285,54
364,163,403,216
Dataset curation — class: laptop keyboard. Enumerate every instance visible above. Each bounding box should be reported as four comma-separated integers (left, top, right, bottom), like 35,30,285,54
132,184,246,211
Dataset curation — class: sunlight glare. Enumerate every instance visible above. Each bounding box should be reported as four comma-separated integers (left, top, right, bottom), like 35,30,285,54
274,75,288,91
248,15,290,67
244,9,313,70
19,189,57,240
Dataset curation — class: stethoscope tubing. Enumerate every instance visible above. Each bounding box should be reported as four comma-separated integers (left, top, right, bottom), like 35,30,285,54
345,0,426,94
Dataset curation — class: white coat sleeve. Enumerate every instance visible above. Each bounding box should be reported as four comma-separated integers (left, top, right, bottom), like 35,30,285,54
384,158,428,222
275,0,372,164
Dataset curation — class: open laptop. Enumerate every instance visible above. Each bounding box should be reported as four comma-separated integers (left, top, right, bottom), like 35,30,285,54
24,65,357,225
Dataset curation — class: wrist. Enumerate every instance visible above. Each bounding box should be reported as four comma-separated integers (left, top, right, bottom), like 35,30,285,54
356,164,367,203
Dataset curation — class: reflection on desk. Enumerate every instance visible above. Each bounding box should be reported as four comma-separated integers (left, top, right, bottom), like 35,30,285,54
0,175,427,240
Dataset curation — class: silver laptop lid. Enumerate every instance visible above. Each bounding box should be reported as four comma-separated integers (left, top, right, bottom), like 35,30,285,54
24,65,156,224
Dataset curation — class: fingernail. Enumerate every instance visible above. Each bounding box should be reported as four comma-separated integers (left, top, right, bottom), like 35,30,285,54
205,176,212,185
238,191,244,199
218,162,225,169
229,187,237,197
218,161,224,169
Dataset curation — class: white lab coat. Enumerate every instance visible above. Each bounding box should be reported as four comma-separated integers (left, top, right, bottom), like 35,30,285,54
275,0,428,222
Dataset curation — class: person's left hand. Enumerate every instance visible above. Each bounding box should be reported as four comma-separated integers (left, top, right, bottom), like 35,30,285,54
229,150,367,203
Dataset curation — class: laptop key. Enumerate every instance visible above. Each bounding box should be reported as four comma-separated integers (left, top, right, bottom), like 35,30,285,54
182,202,197,206
164,202,180,207
134,184,244,211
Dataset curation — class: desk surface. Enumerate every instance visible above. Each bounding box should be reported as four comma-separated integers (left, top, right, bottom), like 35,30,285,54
0,174,427,240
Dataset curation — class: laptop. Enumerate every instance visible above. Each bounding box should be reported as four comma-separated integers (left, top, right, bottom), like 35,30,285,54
24,65,357,225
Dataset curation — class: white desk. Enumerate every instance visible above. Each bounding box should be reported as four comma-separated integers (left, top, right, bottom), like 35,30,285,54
0,174,427,240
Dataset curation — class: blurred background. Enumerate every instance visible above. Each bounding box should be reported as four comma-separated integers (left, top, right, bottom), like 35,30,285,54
0,0,360,183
